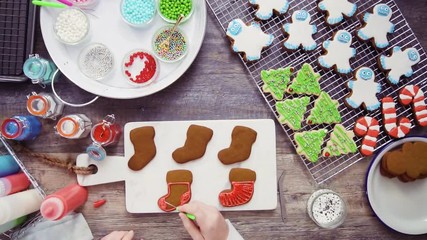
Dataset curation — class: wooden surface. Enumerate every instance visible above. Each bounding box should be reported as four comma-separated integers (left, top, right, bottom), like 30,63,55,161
1,0,427,239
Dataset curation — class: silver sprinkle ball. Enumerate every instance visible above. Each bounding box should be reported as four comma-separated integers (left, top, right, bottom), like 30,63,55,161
79,43,114,80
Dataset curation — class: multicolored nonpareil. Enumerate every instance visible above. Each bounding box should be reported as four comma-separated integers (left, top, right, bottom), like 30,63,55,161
226,19,274,61
345,67,381,111
379,46,420,85
318,30,356,74
282,10,317,51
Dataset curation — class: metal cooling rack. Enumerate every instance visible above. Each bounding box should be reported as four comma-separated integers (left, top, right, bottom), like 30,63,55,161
206,0,427,184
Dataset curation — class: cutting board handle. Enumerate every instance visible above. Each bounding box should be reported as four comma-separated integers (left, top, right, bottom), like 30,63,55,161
76,154,127,186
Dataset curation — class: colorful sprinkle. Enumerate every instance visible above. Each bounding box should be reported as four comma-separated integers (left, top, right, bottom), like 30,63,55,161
159,0,192,21
153,27,188,62
79,43,114,80
121,0,156,26
123,50,158,85
93,199,107,208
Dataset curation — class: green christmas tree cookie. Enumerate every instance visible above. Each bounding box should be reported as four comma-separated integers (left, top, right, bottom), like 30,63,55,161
322,124,357,157
276,97,310,130
294,129,328,163
287,63,321,96
307,91,341,125
261,67,294,100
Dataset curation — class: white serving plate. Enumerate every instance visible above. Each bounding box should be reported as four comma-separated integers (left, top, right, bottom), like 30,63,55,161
77,119,278,213
366,137,427,235
40,0,207,99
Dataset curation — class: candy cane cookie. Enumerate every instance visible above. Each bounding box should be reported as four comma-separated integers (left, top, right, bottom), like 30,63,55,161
381,97,412,138
353,116,380,156
399,85,427,127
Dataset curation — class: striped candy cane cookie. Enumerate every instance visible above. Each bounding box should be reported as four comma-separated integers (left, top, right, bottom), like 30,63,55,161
382,96,412,138
399,85,427,127
353,116,380,156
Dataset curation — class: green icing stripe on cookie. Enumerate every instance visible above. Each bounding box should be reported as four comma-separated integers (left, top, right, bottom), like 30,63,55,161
307,91,342,125
276,96,310,130
261,67,293,100
322,124,357,157
294,129,327,163
287,63,321,96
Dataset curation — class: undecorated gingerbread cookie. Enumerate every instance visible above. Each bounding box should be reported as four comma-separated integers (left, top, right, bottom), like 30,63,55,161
318,30,356,74
379,46,421,85
249,0,290,20
345,67,381,111
226,19,274,61
318,0,357,26
282,10,317,51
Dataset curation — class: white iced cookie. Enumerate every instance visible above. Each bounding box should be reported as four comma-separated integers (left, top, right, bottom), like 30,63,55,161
318,30,356,74
356,3,395,49
282,10,317,51
249,0,290,20
226,19,274,62
345,67,382,111
318,0,357,25
379,46,421,85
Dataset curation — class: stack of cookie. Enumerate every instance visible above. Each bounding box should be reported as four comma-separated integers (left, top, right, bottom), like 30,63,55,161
380,141,427,182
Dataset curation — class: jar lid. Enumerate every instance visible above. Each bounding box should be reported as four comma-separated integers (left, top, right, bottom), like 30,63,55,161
27,95,49,117
91,122,113,144
56,116,79,138
23,57,46,80
86,143,106,161
1,118,23,139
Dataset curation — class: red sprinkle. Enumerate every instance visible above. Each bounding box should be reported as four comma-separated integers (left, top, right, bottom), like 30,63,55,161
93,199,107,208
325,152,330,157
123,51,157,84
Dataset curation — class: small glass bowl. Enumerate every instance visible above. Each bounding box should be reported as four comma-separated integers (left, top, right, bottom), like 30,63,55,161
120,0,156,28
70,0,100,9
152,26,188,63
307,189,347,229
78,43,115,81
53,8,90,45
157,0,194,23
122,49,159,87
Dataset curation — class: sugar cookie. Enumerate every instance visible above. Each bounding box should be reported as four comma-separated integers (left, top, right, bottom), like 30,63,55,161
287,63,321,96
381,96,411,139
353,116,380,156
322,124,357,157
226,19,274,62
307,91,342,125
249,0,290,20
282,10,317,51
275,96,310,130
318,0,357,26
294,129,328,163
345,67,381,111
261,67,294,100
379,46,421,85
399,85,427,127
356,3,395,49
318,30,356,74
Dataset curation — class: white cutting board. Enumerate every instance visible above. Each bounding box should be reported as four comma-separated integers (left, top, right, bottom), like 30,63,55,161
77,119,277,213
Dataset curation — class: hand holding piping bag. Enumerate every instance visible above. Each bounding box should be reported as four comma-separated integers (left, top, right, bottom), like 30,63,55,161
178,201,229,240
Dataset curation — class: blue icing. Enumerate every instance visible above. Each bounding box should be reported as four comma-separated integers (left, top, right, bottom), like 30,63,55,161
249,0,256,4
377,4,391,17
304,43,317,51
363,13,371,22
227,20,242,36
376,84,382,93
267,34,274,46
251,22,261,29
348,80,354,89
393,46,401,53
328,16,343,25
318,2,326,11
338,67,351,74
312,25,317,34
347,4,357,17
283,23,290,32
405,70,414,78
351,48,357,57
408,49,419,62
337,31,351,44
388,76,399,85
323,40,330,49
284,42,298,50
375,41,389,49
232,45,239,52
296,10,308,21
247,55,260,61
318,57,332,68
357,30,369,41
256,12,273,20
279,2,290,13
380,55,387,69
366,102,381,111
346,98,360,108
359,68,373,80
389,24,395,33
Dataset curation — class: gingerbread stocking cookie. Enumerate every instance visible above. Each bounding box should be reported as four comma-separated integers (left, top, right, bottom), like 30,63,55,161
249,0,290,20
318,0,357,26
318,30,356,74
128,126,156,171
226,19,274,61
345,67,381,111
282,10,317,51
172,125,213,163
379,46,421,85
219,168,256,207
357,3,395,49
158,170,193,212
218,126,257,165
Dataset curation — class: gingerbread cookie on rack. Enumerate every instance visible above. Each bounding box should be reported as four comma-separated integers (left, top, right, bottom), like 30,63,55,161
282,10,317,51
345,67,381,111
226,19,274,62
318,0,357,26
356,3,395,49
249,0,290,20
318,30,356,75
378,46,421,85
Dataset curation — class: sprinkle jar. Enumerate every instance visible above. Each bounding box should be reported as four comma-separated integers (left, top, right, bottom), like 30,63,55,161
70,0,100,9
55,114,92,139
27,92,64,120
86,114,121,161
54,8,90,45
307,189,347,229
158,0,193,23
122,49,159,87
78,43,114,80
23,54,57,86
152,26,188,63
121,0,156,27
1,116,42,141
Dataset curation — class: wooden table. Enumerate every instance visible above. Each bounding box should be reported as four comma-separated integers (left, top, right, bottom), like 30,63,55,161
1,0,427,239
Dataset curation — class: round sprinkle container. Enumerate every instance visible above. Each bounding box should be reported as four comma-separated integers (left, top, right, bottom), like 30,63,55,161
122,49,159,86
307,189,347,229
79,43,114,80
158,0,193,23
54,8,90,45
121,0,156,27
71,0,100,9
153,26,188,63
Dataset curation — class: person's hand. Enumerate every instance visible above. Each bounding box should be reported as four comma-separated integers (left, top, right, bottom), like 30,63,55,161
178,201,229,240
101,230,135,240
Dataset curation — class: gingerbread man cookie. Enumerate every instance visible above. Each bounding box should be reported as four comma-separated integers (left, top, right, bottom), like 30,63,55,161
318,30,356,74
379,46,421,85
318,0,357,26
357,3,395,49
345,67,381,111
226,19,274,61
282,10,317,51
249,0,290,20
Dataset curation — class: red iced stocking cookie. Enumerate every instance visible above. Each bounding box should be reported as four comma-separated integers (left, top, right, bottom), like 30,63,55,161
219,168,256,207
158,170,193,212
